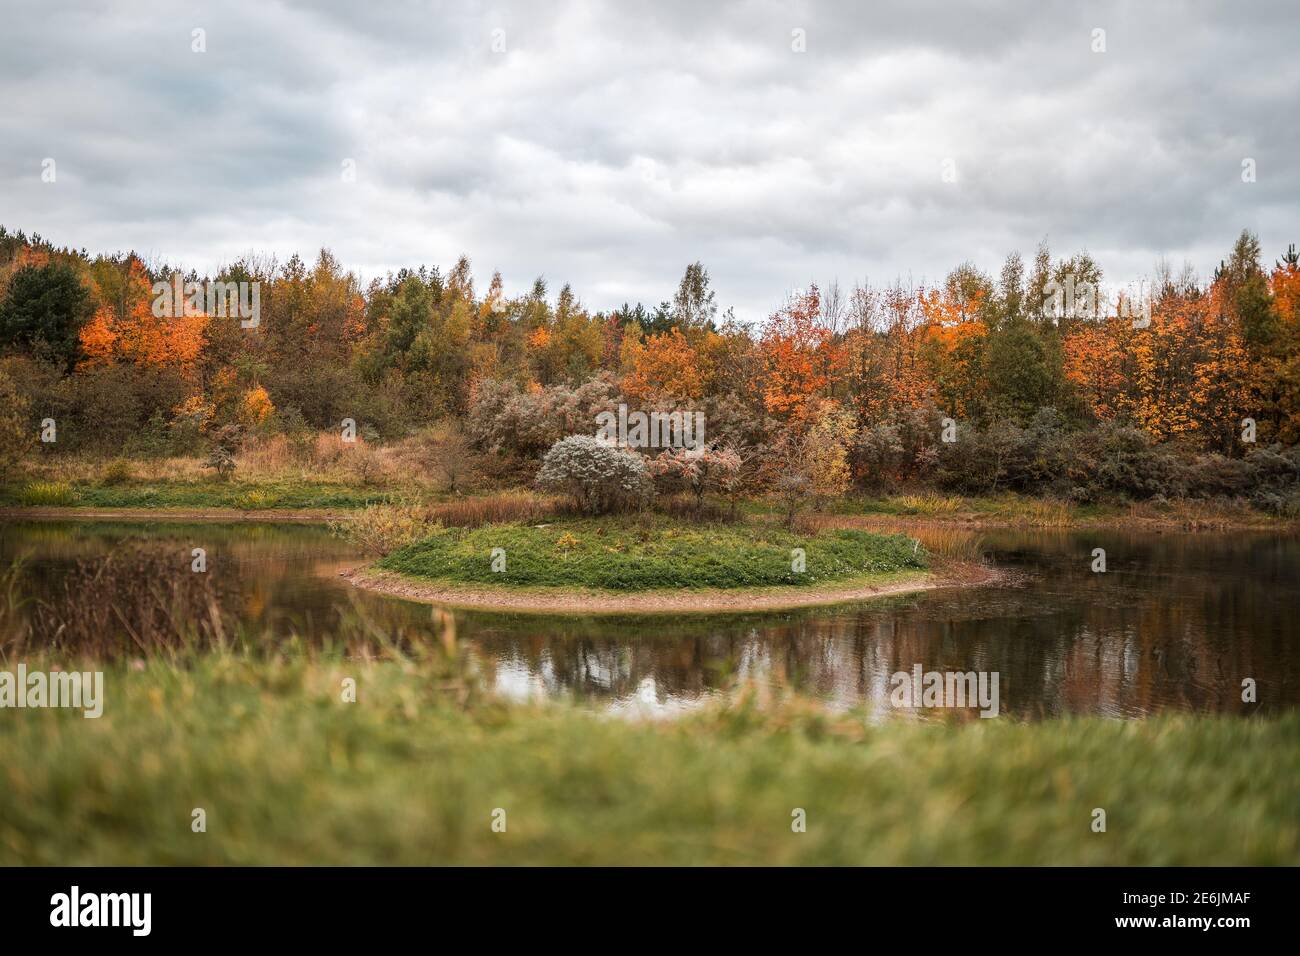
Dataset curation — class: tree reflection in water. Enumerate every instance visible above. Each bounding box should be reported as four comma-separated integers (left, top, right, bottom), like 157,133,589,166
3,522,1296,719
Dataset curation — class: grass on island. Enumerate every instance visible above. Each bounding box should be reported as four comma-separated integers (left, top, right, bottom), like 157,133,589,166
377,516,929,591
0,653,1294,866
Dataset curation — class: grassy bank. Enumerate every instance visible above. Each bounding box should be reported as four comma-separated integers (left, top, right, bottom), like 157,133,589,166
378,517,928,590
0,655,1293,866
0,477,397,511
753,491,1295,530
3,469,1291,534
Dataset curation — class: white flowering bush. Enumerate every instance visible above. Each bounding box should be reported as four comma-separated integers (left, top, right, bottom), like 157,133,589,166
536,435,652,514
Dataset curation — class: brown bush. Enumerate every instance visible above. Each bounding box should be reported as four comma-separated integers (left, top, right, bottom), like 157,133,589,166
329,504,438,555
426,491,566,528
236,433,295,475
655,493,733,523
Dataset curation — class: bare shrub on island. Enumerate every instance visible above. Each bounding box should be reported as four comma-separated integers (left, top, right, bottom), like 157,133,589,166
645,445,741,512
204,424,243,481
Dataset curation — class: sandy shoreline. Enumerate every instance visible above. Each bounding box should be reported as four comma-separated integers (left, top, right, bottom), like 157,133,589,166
341,563,1004,615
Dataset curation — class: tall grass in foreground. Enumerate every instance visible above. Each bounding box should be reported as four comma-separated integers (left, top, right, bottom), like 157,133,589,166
0,552,469,667
0,544,1294,865
0,547,232,660
0,657,1293,865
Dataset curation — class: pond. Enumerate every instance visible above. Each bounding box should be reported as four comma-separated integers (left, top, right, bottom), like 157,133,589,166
2,519,1296,720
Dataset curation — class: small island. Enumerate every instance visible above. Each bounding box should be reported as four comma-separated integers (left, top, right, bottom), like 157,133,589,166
347,515,990,613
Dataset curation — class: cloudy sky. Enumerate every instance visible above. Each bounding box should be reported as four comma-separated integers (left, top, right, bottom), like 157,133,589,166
2,0,1296,319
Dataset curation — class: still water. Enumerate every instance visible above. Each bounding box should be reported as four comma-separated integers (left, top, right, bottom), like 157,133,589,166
2,520,1296,720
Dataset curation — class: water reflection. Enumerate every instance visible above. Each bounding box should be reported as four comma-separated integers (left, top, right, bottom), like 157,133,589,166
2,521,1296,719
451,529,1300,718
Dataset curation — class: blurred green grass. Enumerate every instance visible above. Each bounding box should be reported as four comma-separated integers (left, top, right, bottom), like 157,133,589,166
0,654,1293,865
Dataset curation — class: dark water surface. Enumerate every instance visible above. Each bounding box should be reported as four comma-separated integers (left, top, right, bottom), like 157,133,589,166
2,520,1296,719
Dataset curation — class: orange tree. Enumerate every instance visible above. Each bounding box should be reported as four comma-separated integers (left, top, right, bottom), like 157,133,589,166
759,285,844,423
79,257,207,372
619,326,706,403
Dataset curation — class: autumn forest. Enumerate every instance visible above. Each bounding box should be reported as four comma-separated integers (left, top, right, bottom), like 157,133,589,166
1,224,1299,511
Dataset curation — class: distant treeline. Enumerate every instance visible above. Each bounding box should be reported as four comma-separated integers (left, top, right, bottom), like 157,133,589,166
1,225,1298,509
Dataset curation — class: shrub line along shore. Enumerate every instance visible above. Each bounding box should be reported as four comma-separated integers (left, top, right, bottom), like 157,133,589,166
0,505,353,522
0,500,1294,531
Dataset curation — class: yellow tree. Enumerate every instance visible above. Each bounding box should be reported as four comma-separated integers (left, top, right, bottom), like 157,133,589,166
918,286,988,421
1064,290,1251,450
1258,251,1300,442
620,326,706,402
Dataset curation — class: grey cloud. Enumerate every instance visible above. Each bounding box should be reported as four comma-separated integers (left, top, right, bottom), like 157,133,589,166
1,0,1296,320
